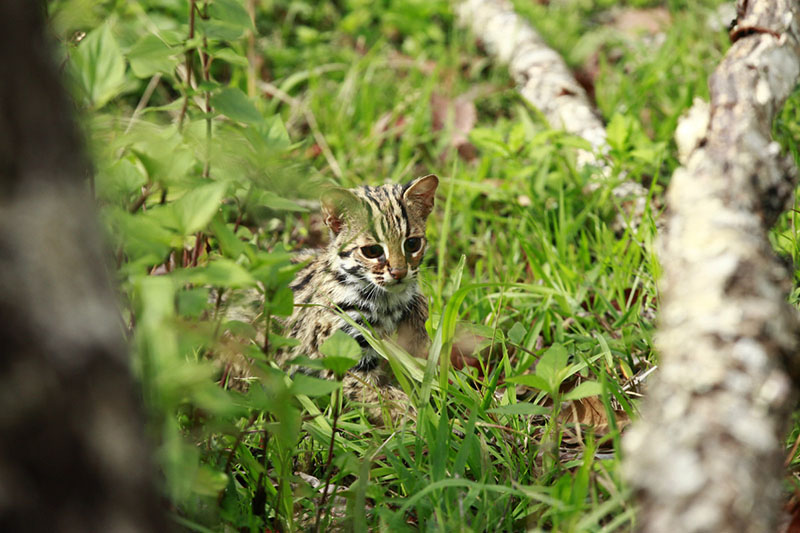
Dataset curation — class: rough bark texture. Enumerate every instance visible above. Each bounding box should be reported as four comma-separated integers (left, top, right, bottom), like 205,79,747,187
456,0,607,170
623,2,800,532
0,3,167,532
456,0,650,229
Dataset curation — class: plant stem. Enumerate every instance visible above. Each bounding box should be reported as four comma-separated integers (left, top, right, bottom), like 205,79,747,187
314,387,342,533
178,0,196,129
217,412,259,506
246,0,257,98
201,1,212,178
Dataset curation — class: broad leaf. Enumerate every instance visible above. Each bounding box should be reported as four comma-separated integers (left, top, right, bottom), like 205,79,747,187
209,214,247,259
322,356,360,377
507,321,527,345
291,374,341,397
535,343,569,386
606,113,631,152
128,34,176,78
261,191,308,212
179,259,255,288
319,330,362,360
268,286,294,317
562,381,604,401
505,373,550,393
177,287,210,318
257,115,291,149
173,181,229,235
211,87,262,124
209,0,254,31
71,22,126,108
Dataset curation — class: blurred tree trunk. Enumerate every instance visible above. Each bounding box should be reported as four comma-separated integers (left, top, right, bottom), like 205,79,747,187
0,3,167,532
623,1,800,532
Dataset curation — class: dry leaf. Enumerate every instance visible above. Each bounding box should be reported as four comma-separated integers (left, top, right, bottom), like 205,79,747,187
611,7,671,37
430,91,478,162
559,395,631,436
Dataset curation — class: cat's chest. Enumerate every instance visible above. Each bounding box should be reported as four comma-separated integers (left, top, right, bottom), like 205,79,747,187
326,281,414,334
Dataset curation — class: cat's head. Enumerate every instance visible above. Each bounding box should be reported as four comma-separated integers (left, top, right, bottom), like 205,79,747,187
321,174,438,292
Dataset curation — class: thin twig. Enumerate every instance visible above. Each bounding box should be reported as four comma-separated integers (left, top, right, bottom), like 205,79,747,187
786,431,800,467
129,184,151,213
217,412,260,505
314,387,342,533
246,0,257,98
259,80,343,180
178,0,197,129
125,73,162,135
201,1,212,178
190,232,204,267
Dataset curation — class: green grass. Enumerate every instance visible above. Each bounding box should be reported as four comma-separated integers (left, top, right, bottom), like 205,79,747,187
47,0,800,530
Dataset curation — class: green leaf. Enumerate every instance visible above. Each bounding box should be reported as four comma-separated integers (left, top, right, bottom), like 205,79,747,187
179,259,255,288
224,319,258,340
177,287,210,318
95,157,147,203
487,403,550,416
319,330,362,360
286,355,327,371
261,191,308,212
212,48,249,68
563,381,604,401
108,208,175,265
210,214,247,259
322,356,359,377
257,115,291,149
268,286,294,317
128,34,176,78
290,374,341,397
71,22,126,108
268,333,300,349
507,321,527,345
505,373,550,393
209,0,254,31
192,467,228,497
211,87,262,124
606,113,630,152
197,19,245,41
535,343,569,385
173,181,229,235
469,128,511,157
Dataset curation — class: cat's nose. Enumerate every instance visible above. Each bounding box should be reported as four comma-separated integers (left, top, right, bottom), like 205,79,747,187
389,267,407,280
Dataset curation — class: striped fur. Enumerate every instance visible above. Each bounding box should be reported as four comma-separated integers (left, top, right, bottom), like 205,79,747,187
282,174,438,422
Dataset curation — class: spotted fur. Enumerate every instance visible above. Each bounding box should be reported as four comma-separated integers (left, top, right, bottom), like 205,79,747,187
278,175,438,422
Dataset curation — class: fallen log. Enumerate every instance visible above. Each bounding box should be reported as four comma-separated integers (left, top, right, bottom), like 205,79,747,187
623,1,800,531
456,0,650,227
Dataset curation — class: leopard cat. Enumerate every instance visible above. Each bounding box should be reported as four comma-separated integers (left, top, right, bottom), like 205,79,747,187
266,174,437,422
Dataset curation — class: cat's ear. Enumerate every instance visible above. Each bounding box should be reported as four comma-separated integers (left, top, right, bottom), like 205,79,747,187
403,174,439,218
321,188,360,234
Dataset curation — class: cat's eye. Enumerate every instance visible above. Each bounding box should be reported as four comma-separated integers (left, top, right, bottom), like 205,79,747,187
361,244,384,259
404,237,423,254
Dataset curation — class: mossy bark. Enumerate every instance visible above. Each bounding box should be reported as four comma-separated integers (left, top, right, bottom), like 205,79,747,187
0,3,168,531
623,1,800,531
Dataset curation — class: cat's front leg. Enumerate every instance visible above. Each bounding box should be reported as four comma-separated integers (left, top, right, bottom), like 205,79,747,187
395,292,430,359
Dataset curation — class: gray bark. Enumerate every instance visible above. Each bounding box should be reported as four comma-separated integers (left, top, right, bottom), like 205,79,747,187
623,1,800,532
456,0,608,170
0,2,167,532
455,0,649,227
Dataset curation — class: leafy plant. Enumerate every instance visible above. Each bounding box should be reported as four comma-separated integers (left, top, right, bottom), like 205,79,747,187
43,0,790,530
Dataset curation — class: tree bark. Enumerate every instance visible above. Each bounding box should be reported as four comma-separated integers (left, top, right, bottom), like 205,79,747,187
456,0,649,228
0,3,167,532
456,0,608,170
623,1,800,532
